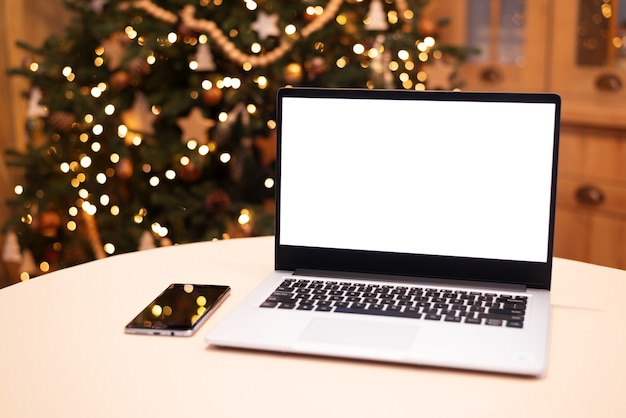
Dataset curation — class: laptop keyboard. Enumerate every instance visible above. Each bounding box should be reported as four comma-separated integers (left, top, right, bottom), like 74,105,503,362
260,278,527,328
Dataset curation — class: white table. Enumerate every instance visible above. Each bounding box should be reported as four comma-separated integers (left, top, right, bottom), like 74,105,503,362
1,236,625,417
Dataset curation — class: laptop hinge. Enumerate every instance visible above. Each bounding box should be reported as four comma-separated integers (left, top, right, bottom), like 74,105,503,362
294,269,528,293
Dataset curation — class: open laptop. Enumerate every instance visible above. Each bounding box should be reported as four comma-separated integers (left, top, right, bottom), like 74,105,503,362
206,87,560,377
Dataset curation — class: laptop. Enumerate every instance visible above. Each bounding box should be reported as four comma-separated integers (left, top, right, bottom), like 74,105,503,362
206,87,560,377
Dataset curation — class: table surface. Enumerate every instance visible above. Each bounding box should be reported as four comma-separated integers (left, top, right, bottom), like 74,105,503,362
1,236,625,418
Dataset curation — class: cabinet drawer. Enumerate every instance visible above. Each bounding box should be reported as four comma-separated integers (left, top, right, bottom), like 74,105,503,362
557,177,626,218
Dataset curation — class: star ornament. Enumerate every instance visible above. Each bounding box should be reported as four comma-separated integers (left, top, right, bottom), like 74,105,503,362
423,58,455,90
176,107,216,145
251,11,281,40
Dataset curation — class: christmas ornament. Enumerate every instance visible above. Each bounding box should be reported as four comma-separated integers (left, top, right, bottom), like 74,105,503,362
101,32,127,70
254,133,277,168
39,211,62,237
202,86,223,106
128,57,151,77
305,57,327,79
177,161,203,182
2,231,23,264
423,58,455,90
418,18,438,37
90,0,109,14
116,158,133,179
26,87,48,119
138,230,156,251
365,0,389,31
251,10,281,40
48,111,76,132
205,189,232,214
121,92,156,135
284,63,304,84
110,70,133,90
176,107,216,145
194,43,216,71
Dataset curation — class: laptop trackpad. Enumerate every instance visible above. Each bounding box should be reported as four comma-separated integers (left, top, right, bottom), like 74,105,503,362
297,317,418,350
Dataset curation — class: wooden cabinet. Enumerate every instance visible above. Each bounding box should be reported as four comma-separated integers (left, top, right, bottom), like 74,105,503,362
556,125,626,269
432,0,626,269
428,0,550,91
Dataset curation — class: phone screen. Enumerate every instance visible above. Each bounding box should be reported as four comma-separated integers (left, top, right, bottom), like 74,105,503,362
125,283,230,336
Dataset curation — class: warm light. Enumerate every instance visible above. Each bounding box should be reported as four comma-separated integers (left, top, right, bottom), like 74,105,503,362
202,80,213,90
264,178,274,188
14,185,24,195
91,142,101,152
165,170,176,180
67,220,77,231
40,262,50,273
247,104,257,114
62,66,73,77
118,125,128,138
149,176,160,186
238,210,251,225
20,272,30,281
198,145,209,156
91,87,102,98
104,243,116,255
218,112,228,122
180,156,190,166
285,24,297,36
125,26,138,39
398,50,410,61
336,57,347,68
80,155,92,168
251,43,261,53
100,194,110,206
187,140,198,150
110,153,120,163
69,207,79,216
353,43,365,55
92,124,103,135
197,295,207,307
151,222,169,237
220,153,231,163
110,206,120,216
105,104,115,115
96,173,107,184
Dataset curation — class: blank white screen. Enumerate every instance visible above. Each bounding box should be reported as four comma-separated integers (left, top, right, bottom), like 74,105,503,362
279,97,556,263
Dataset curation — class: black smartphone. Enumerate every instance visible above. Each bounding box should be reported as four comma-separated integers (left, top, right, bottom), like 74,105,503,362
125,283,231,336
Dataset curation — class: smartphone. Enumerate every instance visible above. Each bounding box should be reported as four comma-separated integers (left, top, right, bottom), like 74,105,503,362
125,283,230,336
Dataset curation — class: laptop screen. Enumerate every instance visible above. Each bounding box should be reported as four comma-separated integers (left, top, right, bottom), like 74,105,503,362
276,88,560,288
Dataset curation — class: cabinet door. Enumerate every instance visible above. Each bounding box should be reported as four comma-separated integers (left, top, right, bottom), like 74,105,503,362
550,0,626,126
429,0,550,91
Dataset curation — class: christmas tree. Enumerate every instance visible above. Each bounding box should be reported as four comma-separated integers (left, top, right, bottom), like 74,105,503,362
4,0,470,279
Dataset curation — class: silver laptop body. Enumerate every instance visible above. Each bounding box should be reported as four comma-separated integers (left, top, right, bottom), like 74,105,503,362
206,88,560,377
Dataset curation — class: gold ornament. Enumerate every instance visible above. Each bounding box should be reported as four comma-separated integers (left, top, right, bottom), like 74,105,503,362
284,63,303,84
